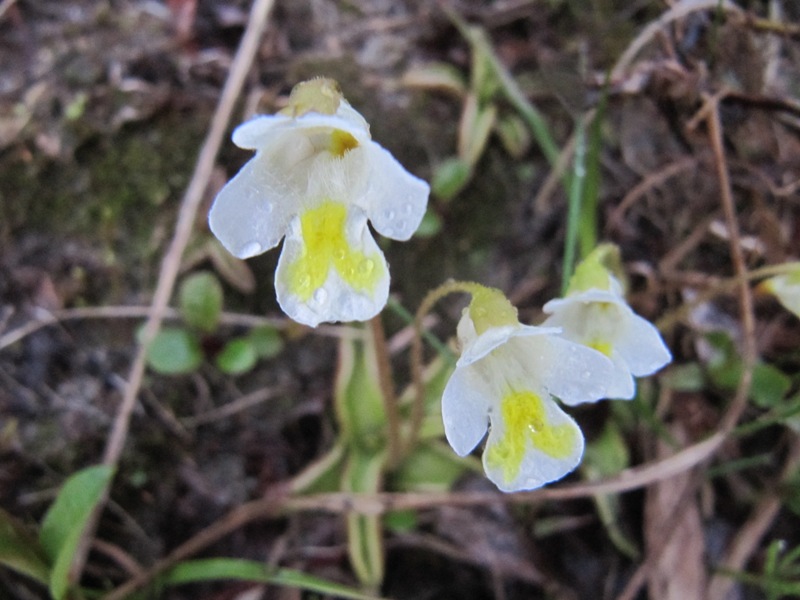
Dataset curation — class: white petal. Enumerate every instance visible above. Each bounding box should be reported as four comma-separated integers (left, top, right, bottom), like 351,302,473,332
614,313,671,377
514,335,616,406
274,208,389,327
232,109,370,150
605,352,636,400
483,392,584,492
208,153,297,259
441,364,491,456
543,288,621,312
457,319,561,368
358,142,430,241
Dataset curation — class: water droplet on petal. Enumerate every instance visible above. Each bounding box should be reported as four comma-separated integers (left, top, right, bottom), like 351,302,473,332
358,259,374,275
403,202,413,215
396,220,406,231
298,275,311,290
335,249,346,260
384,209,396,220
240,241,262,257
314,288,328,303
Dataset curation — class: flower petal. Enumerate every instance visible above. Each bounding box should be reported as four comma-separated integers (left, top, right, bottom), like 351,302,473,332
604,353,636,400
232,108,370,150
274,203,389,327
456,315,561,368
208,153,298,259
357,142,430,241
441,364,491,457
614,312,672,377
483,389,584,492
513,335,616,406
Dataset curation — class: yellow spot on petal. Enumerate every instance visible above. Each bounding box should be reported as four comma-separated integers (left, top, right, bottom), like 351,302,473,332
486,390,578,484
329,129,359,157
287,201,383,301
589,339,613,357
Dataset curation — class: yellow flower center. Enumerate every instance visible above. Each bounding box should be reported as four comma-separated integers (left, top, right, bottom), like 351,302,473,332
486,390,577,484
287,201,383,301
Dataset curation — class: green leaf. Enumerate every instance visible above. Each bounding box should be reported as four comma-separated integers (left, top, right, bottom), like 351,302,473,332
582,421,639,559
751,363,791,409
247,325,284,359
343,449,386,589
661,363,705,392
145,328,202,375
583,420,629,479
179,271,223,332
215,338,257,375
290,443,346,495
495,113,531,158
39,465,115,600
413,209,443,238
0,508,50,585
383,510,417,533
431,157,471,202
162,558,388,600
334,334,386,451
391,442,469,492
457,94,497,166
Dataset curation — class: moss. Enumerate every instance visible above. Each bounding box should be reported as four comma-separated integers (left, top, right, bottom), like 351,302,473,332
1,110,207,265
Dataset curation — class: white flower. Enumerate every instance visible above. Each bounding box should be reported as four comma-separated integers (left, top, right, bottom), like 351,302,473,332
208,79,430,327
542,279,671,400
760,269,800,319
441,288,616,492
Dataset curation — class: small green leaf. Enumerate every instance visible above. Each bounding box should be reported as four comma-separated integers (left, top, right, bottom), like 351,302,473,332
335,334,386,451
583,420,630,479
215,338,258,375
457,94,497,166
290,443,346,495
247,325,284,359
495,113,531,158
179,271,223,332
343,450,386,589
661,363,705,392
384,510,417,533
0,508,50,585
470,28,501,103
751,363,791,408
431,157,471,202
163,558,388,600
413,209,443,238
391,442,469,492
146,328,203,375
39,465,115,600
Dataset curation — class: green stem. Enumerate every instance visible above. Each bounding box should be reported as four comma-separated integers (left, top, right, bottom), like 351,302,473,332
561,118,587,295
406,280,487,460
